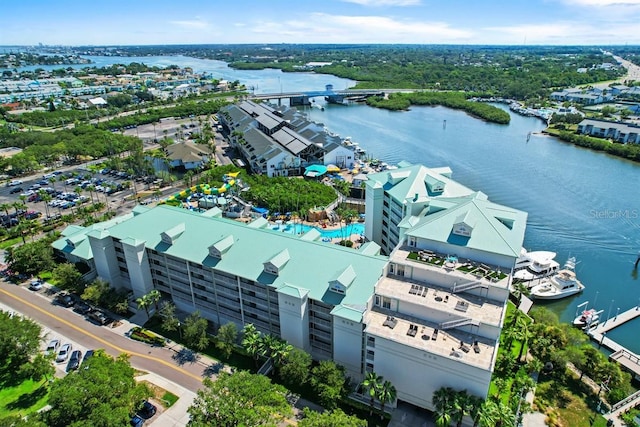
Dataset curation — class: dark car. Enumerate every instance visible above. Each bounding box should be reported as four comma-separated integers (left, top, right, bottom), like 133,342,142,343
9,187,23,194
137,400,157,419
130,415,144,427
82,349,94,366
66,350,82,372
73,300,92,314
55,293,75,307
87,310,109,325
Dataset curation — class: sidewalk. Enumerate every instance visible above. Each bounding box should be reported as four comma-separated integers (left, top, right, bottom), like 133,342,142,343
136,373,196,427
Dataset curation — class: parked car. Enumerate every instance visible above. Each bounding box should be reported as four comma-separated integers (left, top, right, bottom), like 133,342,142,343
45,339,60,356
56,343,72,362
130,415,145,427
88,310,109,325
9,186,23,194
82,349,94,366
25,210,42,220
73,300,92,315
137,400,157,419
66,350,82,372
55,293,75,307
8,180,23,186
29,279,43,291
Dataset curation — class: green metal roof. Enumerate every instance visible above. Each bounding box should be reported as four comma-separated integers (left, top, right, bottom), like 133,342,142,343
366,162,473,203
105,205,388,307
406,192,527,258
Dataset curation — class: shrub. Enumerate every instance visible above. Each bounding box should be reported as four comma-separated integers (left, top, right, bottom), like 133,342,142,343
129,327,165,347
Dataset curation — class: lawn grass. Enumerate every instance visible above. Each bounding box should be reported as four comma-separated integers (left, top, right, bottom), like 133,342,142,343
0,379,50,418
161,391,179,407
534,369,610,427
0,236,22,250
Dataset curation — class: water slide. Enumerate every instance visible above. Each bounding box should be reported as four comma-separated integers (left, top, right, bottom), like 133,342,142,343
163,174,237,206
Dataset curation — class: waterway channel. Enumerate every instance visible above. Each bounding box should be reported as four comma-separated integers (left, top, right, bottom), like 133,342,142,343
7,54,640,353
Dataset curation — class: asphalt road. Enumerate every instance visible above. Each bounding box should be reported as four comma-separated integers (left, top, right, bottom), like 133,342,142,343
0,282,207,392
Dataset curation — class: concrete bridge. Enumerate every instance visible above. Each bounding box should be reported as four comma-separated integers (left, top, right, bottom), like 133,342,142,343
248,84,386,105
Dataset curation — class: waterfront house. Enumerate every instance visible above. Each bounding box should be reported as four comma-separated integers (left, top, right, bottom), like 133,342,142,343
577,118,640,144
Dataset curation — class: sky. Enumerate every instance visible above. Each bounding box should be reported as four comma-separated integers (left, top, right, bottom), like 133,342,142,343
2,0,640,46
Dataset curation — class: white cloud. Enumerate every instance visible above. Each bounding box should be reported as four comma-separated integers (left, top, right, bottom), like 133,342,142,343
341,0,421,6
249,13,473,43
170,18,209,29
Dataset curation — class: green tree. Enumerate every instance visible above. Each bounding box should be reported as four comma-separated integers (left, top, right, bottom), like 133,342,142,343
52,262,84,293
158,301,181,336
45,351,150,427
299,408,367,427
433,386,456,427
452,390,472,427
242,323,263,367
5,239,55,276
215,322,238,359
279,347,312,389
0,310,44,384
147,289,161,312
188,371,291,427
377,379,397,416
310,360,347,410
361,371,383,415
183,311,209,351
269,338,293,370
81,278,111,305
136,294,151,318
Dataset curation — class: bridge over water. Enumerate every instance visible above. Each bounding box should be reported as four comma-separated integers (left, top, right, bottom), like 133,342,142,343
248,84,387,105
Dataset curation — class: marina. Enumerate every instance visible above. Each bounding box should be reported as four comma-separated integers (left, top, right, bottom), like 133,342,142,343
587,305,640,379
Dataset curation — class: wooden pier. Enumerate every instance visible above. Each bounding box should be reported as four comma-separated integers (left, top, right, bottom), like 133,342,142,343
587,306,640,379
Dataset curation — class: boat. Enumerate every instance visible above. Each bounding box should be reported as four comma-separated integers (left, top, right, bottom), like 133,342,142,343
573,308,600,328
529,257,584,300
513,249,560,283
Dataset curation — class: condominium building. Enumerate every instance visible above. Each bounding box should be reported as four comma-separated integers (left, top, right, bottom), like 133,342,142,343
53,160,527,415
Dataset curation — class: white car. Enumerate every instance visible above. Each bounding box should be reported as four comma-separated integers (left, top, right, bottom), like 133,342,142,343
45,339,60,356
29,279,43,291
56,343,72,362
8,180,23,186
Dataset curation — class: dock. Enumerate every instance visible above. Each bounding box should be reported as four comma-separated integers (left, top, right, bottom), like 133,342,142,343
587,306,640,380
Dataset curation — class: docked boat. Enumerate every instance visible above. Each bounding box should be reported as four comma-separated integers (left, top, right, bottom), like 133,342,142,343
530,257,584,300
573,308,601,328
513,248,559,283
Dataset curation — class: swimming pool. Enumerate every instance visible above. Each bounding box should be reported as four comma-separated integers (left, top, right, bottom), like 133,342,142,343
271,222,365,238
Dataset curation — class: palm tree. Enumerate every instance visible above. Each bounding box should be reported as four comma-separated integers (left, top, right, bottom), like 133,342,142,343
433,387,456,427
377,380,397,417
136,294,151,318
480,399,515,427
147,289,161,312
513,315,533,362
468,395,485,427
452,390,472,427
0,203,12,218
12,200,26,216
270,339,293,369
39,190,52,219
241,324,263,367
512,282,530,302
361,371,383,415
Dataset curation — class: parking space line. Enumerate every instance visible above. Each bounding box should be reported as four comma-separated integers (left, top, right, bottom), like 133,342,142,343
0,288,203,383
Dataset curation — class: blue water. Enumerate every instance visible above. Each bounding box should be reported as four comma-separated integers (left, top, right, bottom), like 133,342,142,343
6,53,640,352
272,222,365,239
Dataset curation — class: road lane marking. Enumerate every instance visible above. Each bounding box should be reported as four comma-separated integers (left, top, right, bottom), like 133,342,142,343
0,288,203,383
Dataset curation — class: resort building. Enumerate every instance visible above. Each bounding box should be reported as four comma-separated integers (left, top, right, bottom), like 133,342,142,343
577,118,640,144
218,100,355,177
53,160,528,416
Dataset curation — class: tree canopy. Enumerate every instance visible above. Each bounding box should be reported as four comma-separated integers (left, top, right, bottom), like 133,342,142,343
44,351,149,427
188,371,292,427
298,408,366,427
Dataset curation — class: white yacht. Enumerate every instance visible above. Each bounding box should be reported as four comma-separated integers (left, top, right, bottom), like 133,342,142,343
530,257,585,300
513,249,559,283
573,308,601,329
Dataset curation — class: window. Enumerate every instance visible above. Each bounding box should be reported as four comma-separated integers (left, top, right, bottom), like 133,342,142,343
367,336,375,348
382,297,391,310
366,349,375,361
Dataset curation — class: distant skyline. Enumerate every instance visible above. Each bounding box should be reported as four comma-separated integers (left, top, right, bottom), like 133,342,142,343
2,0,640,46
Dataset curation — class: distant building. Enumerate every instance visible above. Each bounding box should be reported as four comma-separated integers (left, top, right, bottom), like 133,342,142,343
577,118,640,144
219,101,355,177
